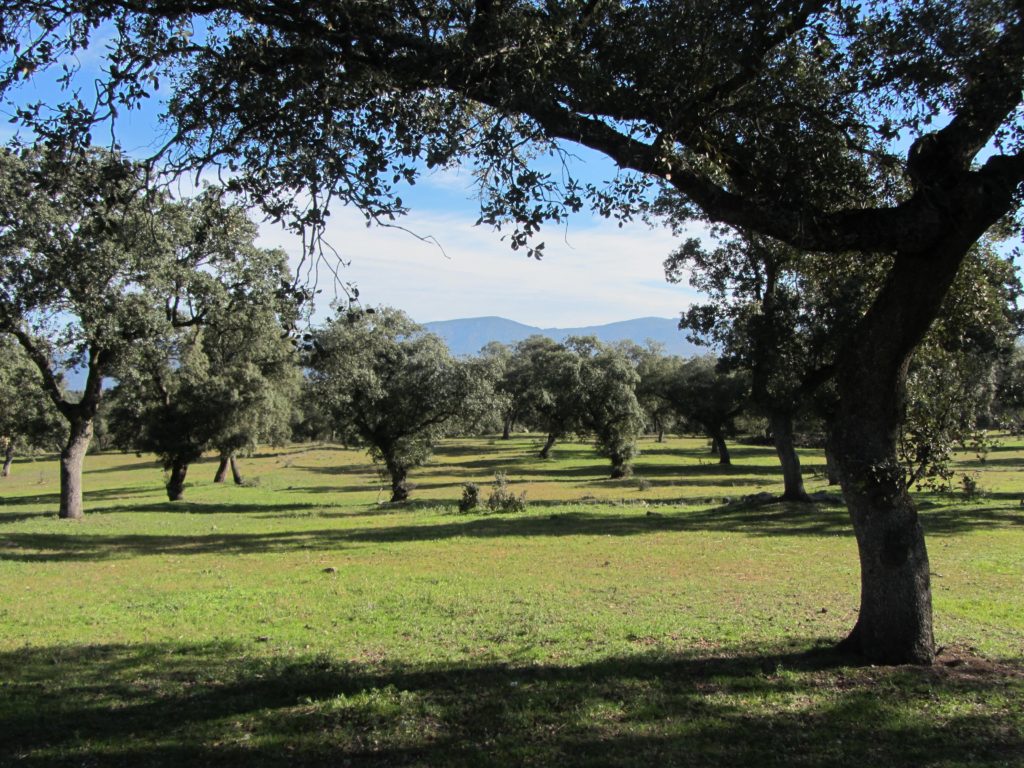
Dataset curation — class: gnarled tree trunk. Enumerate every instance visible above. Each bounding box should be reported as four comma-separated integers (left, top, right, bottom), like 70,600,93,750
389,471,410,502
384,453,410,502
832,250,972,664
166,460,189,501
770,411,810,501
214,453,244,484
59,418,93,519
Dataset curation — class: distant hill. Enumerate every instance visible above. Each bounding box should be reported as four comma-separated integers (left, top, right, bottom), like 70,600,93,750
423,316,703,357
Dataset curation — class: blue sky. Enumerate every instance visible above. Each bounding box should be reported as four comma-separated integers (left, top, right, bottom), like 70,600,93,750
2,42,703,329
255,164,703,327
3,118,702,329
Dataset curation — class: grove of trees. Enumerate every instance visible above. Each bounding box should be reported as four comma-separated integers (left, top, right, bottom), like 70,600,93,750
2,0,1023,665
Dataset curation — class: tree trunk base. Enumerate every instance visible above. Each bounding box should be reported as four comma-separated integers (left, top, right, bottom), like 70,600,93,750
59,420,93,519
834,620,934,666
230,455,244,485
214,455,229,483
539,434,557,459
2,442,14,477
167,462,188,501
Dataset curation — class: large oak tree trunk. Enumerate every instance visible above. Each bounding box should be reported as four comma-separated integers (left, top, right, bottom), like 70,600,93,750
831,251,970,664
652,415,665,443
166,460,189,501
770,411,810,501
230,455,244,485
389,471,410,502
59,418,93,520
502,415,512,440
384,454,410,502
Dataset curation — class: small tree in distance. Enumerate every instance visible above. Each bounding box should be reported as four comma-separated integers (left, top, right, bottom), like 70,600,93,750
570,337,646,479
668,357,748,466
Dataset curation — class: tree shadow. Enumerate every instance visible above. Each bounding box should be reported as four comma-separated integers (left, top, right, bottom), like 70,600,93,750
0,485,159,508
956,457,1023,469
0,500,329,526
84,460,163,475
3,494,1019,562
293,462,377,477
0,640,1019,767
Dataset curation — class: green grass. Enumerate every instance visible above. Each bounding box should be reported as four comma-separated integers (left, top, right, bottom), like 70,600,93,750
0,435,1021,766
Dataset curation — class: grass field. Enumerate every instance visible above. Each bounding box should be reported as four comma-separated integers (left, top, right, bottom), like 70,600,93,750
1,435,1021,766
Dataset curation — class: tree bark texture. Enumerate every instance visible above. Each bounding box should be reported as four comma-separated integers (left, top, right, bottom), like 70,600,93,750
2,442,13,477
214,453,230,483
831,251,972,664
710,432,731,465
609,454,632,479
502,416,512,440
539,433,557,459
770,411,810,501
59,419,93,519
390,473,410,502
166,460,189,501
824,443,842,486
230,455,244,485
384,453,410,502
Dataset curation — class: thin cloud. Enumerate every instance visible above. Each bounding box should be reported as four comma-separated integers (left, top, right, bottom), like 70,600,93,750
258,202,706,327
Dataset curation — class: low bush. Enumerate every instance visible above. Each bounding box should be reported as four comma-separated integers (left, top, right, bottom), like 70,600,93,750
486,471,527,514
458,482,481,513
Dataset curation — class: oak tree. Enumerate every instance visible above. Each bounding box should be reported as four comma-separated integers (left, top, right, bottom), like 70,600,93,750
309,308,486,502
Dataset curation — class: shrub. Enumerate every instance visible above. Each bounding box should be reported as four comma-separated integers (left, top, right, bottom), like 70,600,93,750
961,472,982,499
458,482,481,513
487,471,527,514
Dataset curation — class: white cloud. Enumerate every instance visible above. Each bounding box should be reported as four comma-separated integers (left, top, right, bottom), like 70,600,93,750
258,204,707,328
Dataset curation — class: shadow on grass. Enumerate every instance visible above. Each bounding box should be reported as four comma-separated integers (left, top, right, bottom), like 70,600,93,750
83,460,164,475
0,500,330,526
4,500,1021,562
0,640,1019,767
955,456,1024,470
0,485,161,509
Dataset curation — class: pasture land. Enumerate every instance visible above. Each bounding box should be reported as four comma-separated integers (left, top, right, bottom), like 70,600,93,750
1,435,1021,766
